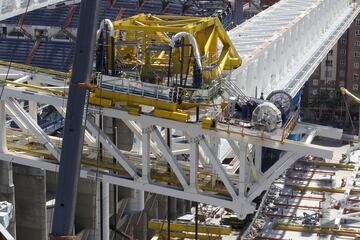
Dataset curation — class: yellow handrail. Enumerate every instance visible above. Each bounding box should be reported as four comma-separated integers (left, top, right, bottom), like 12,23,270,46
4,80,67,96
340,87,360,104
0,60,71,78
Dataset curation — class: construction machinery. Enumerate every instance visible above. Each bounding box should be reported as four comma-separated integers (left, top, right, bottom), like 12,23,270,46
94,14,300,134
0,3,357,239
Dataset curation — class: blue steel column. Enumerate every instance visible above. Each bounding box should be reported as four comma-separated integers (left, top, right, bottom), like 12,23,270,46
235,0,244,25
50,0,101,237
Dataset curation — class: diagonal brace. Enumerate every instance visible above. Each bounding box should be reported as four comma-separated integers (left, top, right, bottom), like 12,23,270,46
86,117,140,180
151,126,189,190
6,98,60,160
200,137,237,199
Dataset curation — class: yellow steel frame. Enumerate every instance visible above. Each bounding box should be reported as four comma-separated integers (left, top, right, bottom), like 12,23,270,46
300,160,354,169
112,14,241,84
157,232,221,240
273,223,360,238
149,219,232,235
92,88,194,122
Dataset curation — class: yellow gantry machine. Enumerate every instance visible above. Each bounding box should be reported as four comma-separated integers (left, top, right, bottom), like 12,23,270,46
93,14,241,122
111,14,241,82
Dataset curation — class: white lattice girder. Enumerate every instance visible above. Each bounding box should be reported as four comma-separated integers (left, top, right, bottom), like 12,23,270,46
5,98,61,160
0,85,334,159
229,0,360,97
0,0,80,22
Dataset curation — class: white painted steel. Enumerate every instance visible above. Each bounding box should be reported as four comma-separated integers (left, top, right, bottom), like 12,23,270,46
0,0,357,218
0,74,339,218
0,0,80,23
5,98,61,160
229,0,360,98
86,118,140,180
335,150,360,226
0,223,14,240
0,84,334,158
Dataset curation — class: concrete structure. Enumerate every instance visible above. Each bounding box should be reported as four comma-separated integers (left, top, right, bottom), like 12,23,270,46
13,165,47,240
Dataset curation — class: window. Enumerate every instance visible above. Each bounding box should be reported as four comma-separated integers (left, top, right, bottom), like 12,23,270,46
326,60,333,66
340,59,346,65
355,62,360,69
314,68,320,75
341,49,347,56
354,51,360,57
353,84,359,90
312,89,318,95
356,30,360,36
354,73,360,81
356,41,360,47
328,50,333,56
313,79,319,86
339,70,346,77
339,81,345,87
341,38,346,44
356,18,360,25
325,70,332,78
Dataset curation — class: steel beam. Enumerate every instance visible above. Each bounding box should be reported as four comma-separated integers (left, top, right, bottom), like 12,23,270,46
0,151,238,215
5,98,60,160
200,137,237,199
229,0,360,97
0,224,14,240
86,118,140,180
189,137,200,193
141,127,151,183
0,0,76,23
51,0,101,237
248,130,317,201
54,106,97,147
99,107,334,159
151,126,189,190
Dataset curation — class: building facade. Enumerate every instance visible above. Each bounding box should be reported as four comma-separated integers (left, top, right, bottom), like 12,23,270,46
303,15,360,131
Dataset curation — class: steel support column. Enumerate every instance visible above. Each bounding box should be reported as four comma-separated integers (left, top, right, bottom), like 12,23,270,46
235,0,243,24
142,127,151,184
51,0,101,237
189,137,200,193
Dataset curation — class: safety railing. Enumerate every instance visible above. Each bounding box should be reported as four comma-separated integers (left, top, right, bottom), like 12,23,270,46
4,80,67,96
219,104,301,143
99,76,222,104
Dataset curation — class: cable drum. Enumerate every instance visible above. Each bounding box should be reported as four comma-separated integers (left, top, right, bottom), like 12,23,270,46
251,102,282,132
266,90,293,117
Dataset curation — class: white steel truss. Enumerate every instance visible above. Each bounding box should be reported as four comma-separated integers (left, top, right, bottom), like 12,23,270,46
335,150,360,226
0,0,356,220
0,0,80,23
229,0,360,97
5,97,61,160
0,80,342,219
